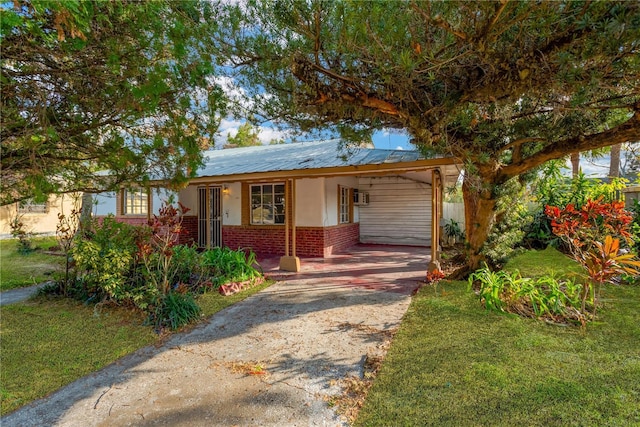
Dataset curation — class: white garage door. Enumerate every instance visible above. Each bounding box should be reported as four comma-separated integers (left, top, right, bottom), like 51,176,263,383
358,176,431,246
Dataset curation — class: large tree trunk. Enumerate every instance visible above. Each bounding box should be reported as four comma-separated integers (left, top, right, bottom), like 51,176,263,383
571,152,580,177
461,173,498,273
609,143,621,178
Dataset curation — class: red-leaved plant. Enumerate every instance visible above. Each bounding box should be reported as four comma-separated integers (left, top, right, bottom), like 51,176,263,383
546,197,640,314
138,202,191,295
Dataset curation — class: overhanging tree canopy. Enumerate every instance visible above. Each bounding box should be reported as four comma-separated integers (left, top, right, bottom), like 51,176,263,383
1,0,224,205
215,0,640,269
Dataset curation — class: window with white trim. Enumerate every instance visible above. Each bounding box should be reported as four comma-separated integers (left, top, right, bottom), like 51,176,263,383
339,186,351,223
17,199,48,214
123,188,148,215
250,183,285,224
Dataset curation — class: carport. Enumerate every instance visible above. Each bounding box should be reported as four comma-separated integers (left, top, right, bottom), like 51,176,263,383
259,243,432,295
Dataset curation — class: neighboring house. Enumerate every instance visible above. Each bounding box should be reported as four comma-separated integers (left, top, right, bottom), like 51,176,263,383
0,194,80,238
99,140,460,268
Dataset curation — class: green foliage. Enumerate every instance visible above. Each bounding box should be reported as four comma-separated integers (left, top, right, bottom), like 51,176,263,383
443,219,463,241
356,281,640,426
216,1,640,270
525,164,630,249
8,215,33,254
170,245,202,286
0,237,60,291
469,266,586,324
226,122,262,147
66,212,263,331
482,179,531,266
71,216,149,306
200,247,260,287
1,0,225,204
629,199,640,250
149,292,201,331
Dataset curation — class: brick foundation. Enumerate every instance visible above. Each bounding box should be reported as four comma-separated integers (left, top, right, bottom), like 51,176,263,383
222,223,360,258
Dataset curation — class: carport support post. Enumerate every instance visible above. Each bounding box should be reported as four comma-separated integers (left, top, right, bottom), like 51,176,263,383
280,178,301,272
428,169,442,272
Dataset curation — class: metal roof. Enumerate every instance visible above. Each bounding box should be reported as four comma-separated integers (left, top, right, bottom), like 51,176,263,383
196,139,445,178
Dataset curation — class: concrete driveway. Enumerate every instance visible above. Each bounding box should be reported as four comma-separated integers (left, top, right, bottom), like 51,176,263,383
2,245,430,427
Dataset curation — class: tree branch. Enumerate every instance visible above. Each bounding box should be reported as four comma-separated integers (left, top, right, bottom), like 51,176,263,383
498,108,640,182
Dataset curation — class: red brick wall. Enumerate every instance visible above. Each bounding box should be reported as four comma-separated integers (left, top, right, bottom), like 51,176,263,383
222,223,360,258
103,216,148,227
223,226,287,255
179,215,197,245
324,223,360,257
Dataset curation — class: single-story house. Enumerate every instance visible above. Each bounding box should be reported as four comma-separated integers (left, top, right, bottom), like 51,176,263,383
96,140,460,270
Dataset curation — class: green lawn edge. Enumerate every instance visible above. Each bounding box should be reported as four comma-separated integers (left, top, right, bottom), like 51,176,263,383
0,237,61,291
356,249,640,426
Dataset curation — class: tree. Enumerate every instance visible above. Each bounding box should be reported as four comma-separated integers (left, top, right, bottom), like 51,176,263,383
214,0,640,270
1,0,225,205
225,122,262,148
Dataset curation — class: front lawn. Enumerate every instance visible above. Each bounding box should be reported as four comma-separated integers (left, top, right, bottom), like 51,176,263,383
0,280,272,416
0,237,61,291
356,249,640,426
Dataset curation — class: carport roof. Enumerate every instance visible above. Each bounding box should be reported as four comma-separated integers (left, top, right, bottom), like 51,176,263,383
196,139,453,178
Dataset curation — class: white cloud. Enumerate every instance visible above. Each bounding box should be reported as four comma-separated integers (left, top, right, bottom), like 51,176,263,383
395,146,404,151
256,126,292,144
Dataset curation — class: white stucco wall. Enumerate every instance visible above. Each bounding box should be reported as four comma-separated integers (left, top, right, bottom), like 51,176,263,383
324,176,360,226
295,178,326,227
223,182,242,226
178,185,198,213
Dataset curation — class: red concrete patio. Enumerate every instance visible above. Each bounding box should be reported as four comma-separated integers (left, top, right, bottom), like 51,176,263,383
258,244,432,295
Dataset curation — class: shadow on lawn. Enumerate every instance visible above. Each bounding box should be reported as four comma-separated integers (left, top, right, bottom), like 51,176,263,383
1,244,429,426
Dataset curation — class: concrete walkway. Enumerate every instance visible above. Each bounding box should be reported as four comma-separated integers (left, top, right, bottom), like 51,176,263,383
2,245,430,427
0,282,50,306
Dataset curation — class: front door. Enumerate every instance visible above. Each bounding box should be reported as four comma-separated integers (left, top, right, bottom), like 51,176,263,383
197,186,222,248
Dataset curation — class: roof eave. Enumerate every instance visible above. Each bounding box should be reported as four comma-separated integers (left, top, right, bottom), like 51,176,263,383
182,156,460,185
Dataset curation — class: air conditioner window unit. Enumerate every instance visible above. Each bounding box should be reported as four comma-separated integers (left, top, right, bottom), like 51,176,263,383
354,191,369,205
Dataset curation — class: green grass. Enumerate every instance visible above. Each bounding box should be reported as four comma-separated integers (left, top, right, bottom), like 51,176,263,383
504,246,584,279
0,237,62,291
356,250,640,426
0,280,272,415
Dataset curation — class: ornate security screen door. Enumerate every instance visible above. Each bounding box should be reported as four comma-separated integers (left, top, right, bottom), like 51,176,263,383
197,186,222,248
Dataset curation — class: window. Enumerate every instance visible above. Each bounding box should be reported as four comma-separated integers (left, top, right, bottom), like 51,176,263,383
339,186,351,223
250,183,285,224
17,199,48,214
123,188,148,215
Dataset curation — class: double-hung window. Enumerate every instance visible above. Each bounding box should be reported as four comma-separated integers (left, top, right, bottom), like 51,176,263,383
17,199,48,214
123,188,148,215
250,183,285,225
339,186,351,224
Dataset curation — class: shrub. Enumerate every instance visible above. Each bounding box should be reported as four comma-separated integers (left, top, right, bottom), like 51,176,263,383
138,202,191,295
469,266,586,325
170,244,202,287
629,199,640,250
9,215,33,254
149,291,201,330
200,247,260,288
546,199,640,314
525,166,629,249
72,216,150,306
